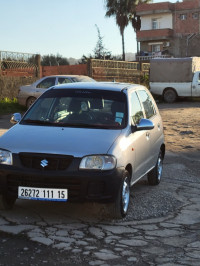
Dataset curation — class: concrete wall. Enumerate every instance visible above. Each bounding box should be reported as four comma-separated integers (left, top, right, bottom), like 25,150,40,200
174,11,200,35
42,64,87,77
172,35,200,57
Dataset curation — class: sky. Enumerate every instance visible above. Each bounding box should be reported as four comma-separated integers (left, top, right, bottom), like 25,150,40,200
0,0,176,60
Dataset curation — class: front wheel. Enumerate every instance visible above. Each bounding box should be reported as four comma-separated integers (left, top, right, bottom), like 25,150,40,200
0,195,16,210
147,150,163,185
108,170,130,219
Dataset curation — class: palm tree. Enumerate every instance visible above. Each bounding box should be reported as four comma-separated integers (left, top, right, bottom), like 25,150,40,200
105,0,129,61
128,0,150,32
128,0,151,54
105,0,151,58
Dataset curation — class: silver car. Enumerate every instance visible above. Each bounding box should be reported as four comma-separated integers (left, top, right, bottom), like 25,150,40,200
0,82,165,218
17,75,96,108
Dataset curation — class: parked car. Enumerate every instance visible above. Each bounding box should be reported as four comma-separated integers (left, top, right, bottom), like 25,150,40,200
17,75,96,108
0,82,165,218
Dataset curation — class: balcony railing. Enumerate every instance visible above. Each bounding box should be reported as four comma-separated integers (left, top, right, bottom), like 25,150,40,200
136,54,171,61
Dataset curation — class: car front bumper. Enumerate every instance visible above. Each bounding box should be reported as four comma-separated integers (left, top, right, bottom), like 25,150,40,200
0,159,125,203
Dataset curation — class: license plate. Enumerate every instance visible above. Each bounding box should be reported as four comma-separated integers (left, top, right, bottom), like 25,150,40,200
18,186,68,202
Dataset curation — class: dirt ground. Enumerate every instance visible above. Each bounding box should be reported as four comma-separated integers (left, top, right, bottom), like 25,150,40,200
158,101,200,160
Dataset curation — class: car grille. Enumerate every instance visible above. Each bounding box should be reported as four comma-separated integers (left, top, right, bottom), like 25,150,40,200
19,153,73,171
7,175,81,200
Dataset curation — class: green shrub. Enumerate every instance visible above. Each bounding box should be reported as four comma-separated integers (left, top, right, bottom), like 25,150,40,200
0,98,26,115
140,73,149,88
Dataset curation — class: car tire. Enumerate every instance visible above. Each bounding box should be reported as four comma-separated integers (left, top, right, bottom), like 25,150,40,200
163,88,177,103
109,170,130,219
147,150,163,186
26,97,36,109
0,195,16,210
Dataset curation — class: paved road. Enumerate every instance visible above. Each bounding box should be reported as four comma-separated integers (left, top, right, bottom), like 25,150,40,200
0,108,200,266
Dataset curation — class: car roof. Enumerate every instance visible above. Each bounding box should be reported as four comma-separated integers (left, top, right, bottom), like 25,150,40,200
43,75,91,78
51,82,144,92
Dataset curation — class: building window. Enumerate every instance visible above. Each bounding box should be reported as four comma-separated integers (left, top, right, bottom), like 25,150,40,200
180,14,187,20
152,44,160,53
152,18,160,29
192,13,198,19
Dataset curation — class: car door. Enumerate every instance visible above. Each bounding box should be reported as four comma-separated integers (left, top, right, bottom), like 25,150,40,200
192,72,200,97
137,89,162,168
128,91,151,182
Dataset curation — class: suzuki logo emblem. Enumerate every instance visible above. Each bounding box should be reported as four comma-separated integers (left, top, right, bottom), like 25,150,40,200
40,159,48,168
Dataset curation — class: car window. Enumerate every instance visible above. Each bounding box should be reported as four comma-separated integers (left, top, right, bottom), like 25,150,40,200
137,90,156,119
36,78,56,89
71,77,96,82
58,78,72,84
130,91,144,125
22,89,127,130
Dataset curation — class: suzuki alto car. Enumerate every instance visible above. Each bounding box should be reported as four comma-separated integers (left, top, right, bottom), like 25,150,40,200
0,82,165,218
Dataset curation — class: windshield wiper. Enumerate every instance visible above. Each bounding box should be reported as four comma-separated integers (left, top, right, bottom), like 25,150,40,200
58,122,96,128
22,119,56,126
59,122,120,129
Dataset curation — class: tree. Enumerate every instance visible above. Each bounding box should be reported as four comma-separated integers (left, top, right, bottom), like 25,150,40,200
41,54,69,66
128,0,150,32
93,24,112,60
79,25,113,64
78,54,93,64
105,0,129,61
105,0,151,58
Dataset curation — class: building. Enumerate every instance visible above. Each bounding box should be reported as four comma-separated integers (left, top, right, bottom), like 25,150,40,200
136,0,200,60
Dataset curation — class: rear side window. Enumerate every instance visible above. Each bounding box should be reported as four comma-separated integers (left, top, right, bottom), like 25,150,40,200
36,77,56,89
58,78,72,84
137,90,156,119
130,91,144,125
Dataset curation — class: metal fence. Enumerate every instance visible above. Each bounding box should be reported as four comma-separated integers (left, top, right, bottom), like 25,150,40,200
0,51,40,77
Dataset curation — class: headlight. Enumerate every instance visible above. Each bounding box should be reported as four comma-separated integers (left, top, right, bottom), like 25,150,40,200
79,155,116,170
0,149,12,165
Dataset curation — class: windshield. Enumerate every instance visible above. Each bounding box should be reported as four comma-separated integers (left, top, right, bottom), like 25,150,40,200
21,89,127,129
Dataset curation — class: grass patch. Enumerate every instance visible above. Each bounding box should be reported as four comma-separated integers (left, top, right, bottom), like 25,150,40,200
0,98,26,115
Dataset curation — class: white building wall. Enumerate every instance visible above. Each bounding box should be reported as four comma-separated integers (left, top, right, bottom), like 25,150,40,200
141,13,173,30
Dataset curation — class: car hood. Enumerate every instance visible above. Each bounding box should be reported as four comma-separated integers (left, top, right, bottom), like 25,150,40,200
0,124,122,157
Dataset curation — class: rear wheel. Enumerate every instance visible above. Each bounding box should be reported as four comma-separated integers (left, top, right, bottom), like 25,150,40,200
0,195,16,210
147,150,163,185
109,170,130,219
26,97,36,109
163,89,177,103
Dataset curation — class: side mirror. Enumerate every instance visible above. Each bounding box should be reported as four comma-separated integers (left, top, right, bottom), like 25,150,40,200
132,118,154,132
10,113,22,124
